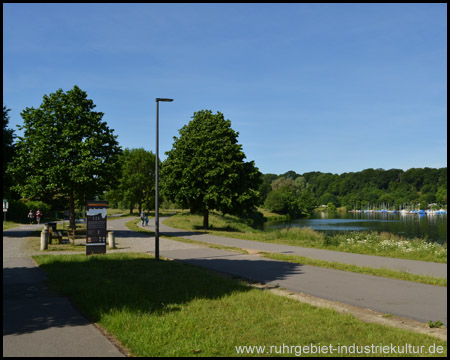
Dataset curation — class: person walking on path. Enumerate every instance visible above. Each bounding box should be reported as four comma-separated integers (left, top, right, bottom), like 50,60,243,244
27,209,34,225
140,211,145,226
35,209,42,225
145,213,149,226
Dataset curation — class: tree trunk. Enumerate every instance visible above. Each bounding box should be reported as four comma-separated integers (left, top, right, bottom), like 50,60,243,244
69,190,76,244
203,210,209,229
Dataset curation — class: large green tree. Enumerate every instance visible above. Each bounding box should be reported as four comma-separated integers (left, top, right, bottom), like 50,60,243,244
3,103,16,198
8,86,122,231
264,176,315,217
162,110,261,229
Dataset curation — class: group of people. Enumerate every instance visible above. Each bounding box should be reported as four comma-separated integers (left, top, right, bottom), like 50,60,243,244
140,211,149,226
28,209,149,226
27,209,43,225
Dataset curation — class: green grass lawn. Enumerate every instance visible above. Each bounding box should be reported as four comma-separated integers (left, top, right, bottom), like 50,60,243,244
2,221,21,230
33,252,446,357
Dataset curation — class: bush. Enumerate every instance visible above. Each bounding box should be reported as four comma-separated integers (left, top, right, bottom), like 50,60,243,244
7,200,28,222
323,235,341,247
7,200,51,223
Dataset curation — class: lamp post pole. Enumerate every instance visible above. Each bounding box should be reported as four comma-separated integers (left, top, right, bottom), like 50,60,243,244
155,98,173,261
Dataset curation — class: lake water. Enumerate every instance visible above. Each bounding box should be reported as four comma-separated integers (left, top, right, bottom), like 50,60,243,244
264,211,447,244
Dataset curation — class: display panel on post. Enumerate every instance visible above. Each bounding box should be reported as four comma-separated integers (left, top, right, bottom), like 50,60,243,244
86,201,108,255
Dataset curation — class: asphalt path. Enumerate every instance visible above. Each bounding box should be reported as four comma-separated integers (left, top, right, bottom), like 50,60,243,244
109,216,447,326
3,217,448,356
149,217,446,326
157,218,447,279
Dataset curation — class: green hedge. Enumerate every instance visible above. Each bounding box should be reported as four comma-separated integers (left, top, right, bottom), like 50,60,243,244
7,200,51,223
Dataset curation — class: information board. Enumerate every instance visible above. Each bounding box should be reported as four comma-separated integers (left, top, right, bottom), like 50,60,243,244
86,201,108,255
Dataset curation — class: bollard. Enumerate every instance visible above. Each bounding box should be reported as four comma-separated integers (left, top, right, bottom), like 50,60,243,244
108,231,115,249
40,226,49,251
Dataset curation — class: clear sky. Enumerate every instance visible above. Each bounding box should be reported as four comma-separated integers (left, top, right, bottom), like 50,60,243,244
3,3,447,175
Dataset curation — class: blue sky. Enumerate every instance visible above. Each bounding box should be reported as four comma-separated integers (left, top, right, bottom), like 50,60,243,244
3,3,447,175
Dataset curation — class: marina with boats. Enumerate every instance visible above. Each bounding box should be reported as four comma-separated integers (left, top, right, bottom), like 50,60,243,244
349,208,447,215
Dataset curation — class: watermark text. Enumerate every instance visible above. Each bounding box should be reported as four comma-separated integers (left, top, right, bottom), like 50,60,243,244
235,343,445,356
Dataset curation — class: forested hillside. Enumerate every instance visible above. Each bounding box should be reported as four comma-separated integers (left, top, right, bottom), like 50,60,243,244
260,167,447,217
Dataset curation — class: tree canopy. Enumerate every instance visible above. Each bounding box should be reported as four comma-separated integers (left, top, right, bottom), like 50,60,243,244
7,85,122,229
260,167,447,216
3,103,16,198
161,110,261,228
108,148,156,213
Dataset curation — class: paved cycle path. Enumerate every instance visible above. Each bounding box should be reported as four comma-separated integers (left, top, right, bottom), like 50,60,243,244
156,218,447,279
147,217,446,326
3,217,447,357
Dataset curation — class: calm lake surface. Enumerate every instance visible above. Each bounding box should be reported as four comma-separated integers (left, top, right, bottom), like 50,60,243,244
264,212,447,244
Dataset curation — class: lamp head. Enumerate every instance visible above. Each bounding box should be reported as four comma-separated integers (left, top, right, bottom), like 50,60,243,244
156,98,174,102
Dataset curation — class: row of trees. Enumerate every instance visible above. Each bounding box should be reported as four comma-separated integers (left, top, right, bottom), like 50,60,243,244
96,110,262,230
260,167,447,216
4,85,447,229
3,86,261,229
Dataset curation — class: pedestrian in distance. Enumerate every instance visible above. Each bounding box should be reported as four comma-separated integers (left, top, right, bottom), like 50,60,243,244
36,209,42,225
140,211,145,226
145,213,149,226
28,210,34,225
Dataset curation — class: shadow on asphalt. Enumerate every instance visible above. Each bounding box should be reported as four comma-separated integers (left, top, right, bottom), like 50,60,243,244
2,229,40,238
177,256,304,285
161,230,207,238
3,266,91,336
112,229,152,238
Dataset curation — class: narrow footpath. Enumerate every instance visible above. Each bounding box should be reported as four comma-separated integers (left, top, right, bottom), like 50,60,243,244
3,224,125,357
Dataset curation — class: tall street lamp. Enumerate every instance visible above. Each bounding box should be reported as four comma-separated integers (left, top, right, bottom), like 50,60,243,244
155,98,173,261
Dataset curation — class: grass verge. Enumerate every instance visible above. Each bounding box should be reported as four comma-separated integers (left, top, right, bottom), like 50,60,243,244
130,217,445,286
2,221,22,230
163,213,447,263
126,218,249,255
125,218,155,235
33,252,446,357
260,252,447,287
